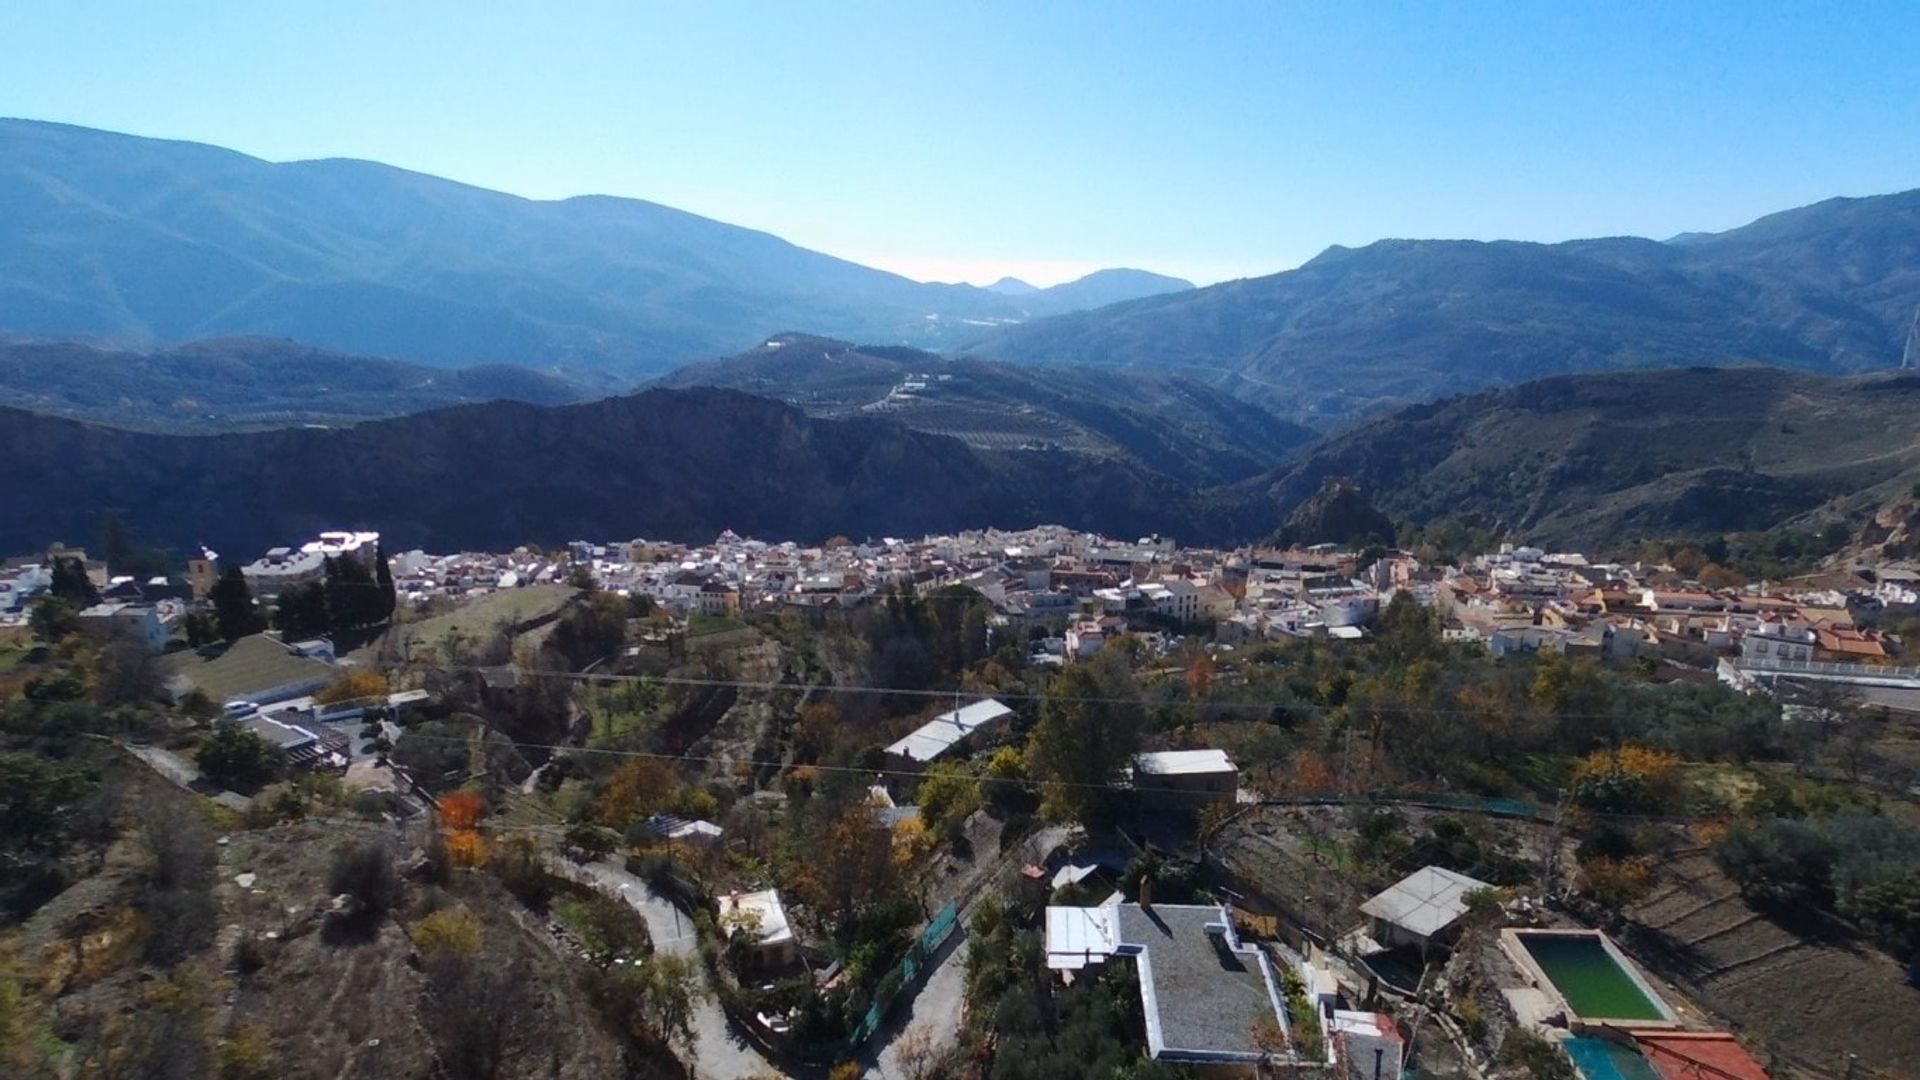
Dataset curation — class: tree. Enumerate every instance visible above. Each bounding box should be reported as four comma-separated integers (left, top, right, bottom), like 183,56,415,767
596,758,679,828
1026,656,1144,823
327,840,400,918
549,592,629,670
28,596,78,642
374,543,398,621
48,556,98,606
273,582,330,639
916,761,982,835
798,802,901,929
565,822,619,862
315,669,389,705
209,564,265,642
195,721,284,792
324,554,384,630
610,952,705,1050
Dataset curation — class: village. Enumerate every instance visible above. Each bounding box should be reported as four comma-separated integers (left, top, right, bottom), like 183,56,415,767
3,523,1917,1080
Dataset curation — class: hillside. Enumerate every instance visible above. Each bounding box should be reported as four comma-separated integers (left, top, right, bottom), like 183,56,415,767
972,190,1920,423
0,337,590,431
0,119,1186,375
0,387,1240,557
655,334,1313,485
1242,367,1920,548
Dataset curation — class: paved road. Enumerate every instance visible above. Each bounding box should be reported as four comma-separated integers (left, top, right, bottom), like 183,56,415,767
863,926,967,1080
551,859,775,1080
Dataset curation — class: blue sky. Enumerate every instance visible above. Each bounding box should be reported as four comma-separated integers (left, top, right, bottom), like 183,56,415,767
4,2,1917,286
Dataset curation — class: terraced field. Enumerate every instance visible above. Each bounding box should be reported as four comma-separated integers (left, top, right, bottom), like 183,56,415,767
1622,849,1915,1078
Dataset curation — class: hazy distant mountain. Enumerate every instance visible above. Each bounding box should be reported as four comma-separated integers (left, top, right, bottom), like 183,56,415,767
1242,367,1920,548
656,333,1312,486
0,337,588,431
1012,268,1195,317
0,388,1231,557
986,277,1040,296
972,190,1920,422
0,119,1187,375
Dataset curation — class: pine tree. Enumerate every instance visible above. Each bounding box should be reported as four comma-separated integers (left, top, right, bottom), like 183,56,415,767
374,544,397,622
49,557,99,606
210,565,264,643
274,582,330,639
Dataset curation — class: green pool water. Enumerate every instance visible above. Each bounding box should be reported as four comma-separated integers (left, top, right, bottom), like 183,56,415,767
1520,934,1665,1020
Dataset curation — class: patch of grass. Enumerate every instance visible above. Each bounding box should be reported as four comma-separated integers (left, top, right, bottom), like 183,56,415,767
0,646,27,674
686,611,745,637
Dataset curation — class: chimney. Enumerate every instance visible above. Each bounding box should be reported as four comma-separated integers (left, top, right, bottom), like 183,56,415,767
1138,875,1153,911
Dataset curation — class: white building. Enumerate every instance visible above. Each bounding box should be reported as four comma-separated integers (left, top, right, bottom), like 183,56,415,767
883,698,1014,769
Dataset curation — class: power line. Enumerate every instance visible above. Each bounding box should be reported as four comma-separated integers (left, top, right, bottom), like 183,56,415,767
373,656,1740,725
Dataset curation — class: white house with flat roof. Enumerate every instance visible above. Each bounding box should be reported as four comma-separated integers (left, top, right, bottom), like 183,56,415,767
1045,901,1309,1068
1133,749,1238,808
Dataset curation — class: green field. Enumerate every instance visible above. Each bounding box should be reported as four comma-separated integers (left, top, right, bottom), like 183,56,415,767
359,584,578,662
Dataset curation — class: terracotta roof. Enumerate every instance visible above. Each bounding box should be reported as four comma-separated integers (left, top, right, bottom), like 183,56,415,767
1632,1031,1770,1080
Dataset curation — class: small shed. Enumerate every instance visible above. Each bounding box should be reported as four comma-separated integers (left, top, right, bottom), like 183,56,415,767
1358,865,1493,951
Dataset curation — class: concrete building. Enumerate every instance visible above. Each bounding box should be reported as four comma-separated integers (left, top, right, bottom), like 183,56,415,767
1134,749,1239,808
1045,901,1300,1070
75,602,168,652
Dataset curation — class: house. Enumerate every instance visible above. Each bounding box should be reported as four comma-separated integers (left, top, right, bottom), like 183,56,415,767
241,531,380,597
161,633,337,706
697,580,741,617
1134,749,1239,808
1740,619,1815,665
75,602,168,652
714,889,798,970
1066,614,1127,659
1044,900,1299,1070
239,709,334,770
884,698,1014,770
1358,865,1493,952
642,813,724,845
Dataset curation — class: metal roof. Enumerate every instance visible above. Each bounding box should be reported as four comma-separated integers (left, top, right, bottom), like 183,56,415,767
883,698,1013,763
1358,865,1492,939
1134,749,1236,776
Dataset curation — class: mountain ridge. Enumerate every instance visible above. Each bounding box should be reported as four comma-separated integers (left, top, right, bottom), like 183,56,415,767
970,188,1920,423
0,118,1189,376
654,333,1311,486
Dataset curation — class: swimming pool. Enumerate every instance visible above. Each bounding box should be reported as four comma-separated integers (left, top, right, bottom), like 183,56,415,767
1564,1037,1662,1080
1504,930,1675,1026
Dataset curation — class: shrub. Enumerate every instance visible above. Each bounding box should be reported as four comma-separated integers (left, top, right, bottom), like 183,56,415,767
1500,1029,1574,1080
328,841,400,918
412,907,484,958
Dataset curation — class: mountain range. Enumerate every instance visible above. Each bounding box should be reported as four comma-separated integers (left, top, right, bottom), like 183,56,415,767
8,365,1919,561
1244,366,1920,548
0,337,589,432
0,388,1230,558
654,334,1314,486
0,119,1189,376
974,191,1920,423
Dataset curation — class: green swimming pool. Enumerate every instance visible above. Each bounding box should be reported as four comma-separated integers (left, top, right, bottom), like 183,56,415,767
1519,933,1666,1021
